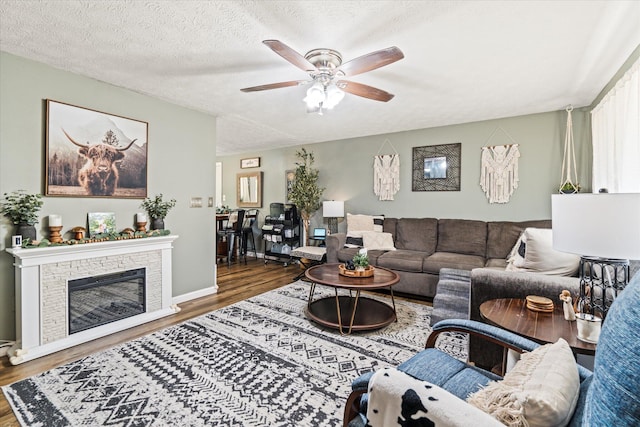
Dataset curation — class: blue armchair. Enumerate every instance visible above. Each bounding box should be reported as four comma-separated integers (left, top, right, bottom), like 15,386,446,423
344,271,640,426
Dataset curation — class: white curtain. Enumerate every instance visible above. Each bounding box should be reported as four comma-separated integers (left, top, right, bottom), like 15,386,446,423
591,57,640,193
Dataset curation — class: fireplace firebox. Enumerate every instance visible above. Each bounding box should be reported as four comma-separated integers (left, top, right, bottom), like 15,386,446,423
68,268,146,334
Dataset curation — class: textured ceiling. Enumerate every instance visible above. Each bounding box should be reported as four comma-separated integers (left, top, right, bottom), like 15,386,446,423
1,1,639,156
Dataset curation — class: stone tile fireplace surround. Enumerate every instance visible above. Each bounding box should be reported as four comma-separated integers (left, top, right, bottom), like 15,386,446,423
6,235,179,365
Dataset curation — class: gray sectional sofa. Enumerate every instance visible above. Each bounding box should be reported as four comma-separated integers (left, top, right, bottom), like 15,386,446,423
326,217,560,299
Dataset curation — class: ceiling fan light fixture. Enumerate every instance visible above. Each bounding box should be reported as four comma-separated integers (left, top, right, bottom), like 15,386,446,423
323,83,345,109
241,40,404,112
303,81,325,108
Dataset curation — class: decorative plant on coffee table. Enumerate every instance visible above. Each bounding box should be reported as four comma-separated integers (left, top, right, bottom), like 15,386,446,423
1,190,44,243
288,148,325,245
352,248,370,272
140,194,176,230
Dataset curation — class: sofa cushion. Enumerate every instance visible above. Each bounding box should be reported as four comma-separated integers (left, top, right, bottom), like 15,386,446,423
377,250,428,273
395,218,438,253
486,220,551,260
383,217,397,241
423,252,486,274
437,219,487,257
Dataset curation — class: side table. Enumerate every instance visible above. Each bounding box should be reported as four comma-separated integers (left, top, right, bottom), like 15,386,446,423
480,298,596,356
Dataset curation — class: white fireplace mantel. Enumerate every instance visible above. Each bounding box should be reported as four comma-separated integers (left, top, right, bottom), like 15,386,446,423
6,235,179,365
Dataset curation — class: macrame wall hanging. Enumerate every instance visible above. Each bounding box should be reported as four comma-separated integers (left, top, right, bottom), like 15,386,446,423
374,139,400,201
480,127,520,204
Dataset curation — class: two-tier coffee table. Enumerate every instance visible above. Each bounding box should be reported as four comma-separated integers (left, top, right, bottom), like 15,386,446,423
304,263,400,335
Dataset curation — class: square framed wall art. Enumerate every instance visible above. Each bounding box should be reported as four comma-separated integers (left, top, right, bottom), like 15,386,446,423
45,99,148,198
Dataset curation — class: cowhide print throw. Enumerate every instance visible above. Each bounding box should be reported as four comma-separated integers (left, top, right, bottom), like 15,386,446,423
365,368,502,427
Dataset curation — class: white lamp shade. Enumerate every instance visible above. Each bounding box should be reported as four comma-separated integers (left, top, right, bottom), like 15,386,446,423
552,193,640,260
323,200,344,218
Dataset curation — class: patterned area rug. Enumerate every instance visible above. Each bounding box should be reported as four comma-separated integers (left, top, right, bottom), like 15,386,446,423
3,281,467,426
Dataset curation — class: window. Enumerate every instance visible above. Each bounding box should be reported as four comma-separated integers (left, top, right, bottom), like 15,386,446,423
591,58,640,193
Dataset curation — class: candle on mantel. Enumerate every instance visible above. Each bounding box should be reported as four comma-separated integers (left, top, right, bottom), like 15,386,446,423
49,215,62,227
136,212,147,223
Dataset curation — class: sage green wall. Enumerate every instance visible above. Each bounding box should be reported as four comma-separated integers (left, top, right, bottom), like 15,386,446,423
219,109,591,237
0,52,217,340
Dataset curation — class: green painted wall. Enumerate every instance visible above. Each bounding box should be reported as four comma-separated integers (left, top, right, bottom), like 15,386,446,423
0,52,217,340
218,109,592,238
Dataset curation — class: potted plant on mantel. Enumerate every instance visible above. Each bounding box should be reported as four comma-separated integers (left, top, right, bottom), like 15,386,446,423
288,148,325,246
140,194,176,230
1,190,44,243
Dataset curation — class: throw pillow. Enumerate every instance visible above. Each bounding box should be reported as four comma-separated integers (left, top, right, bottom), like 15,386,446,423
362,231,396,251
506,228,580,276
346,214,384,248
506,230,527,268
367,368,502,427
467,338,580,427
347,213,374,237
373,215,384,232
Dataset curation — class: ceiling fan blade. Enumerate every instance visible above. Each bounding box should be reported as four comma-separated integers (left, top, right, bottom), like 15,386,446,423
338,80,395,102
263,40,318,73
338,46,404,77
240,80,308,92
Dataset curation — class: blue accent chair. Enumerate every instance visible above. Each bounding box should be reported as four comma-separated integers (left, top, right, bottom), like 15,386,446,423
343,271,640,426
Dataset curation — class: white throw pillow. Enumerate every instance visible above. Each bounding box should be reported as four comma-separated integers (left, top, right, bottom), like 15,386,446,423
346,213,374,237
345,214,376,248
506,228,580,276
467,338,580,427
367,368,502,427
362,231,396,251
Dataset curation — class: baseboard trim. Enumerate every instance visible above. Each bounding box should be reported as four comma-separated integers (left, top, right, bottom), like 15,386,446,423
172,285,219,305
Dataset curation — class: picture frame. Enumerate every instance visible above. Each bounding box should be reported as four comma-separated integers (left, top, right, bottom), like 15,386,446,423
240,157,260,169
88,212,116,237
285,169,295,203
412,143,461,191
45,99,148,198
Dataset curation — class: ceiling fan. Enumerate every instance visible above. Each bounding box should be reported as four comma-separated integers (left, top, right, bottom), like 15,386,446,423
240,40,404,113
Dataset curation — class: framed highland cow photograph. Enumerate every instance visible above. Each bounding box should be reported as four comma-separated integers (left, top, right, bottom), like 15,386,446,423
45,100,148,198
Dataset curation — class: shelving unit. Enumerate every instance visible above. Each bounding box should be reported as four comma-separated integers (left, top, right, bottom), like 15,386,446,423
262,203,300,266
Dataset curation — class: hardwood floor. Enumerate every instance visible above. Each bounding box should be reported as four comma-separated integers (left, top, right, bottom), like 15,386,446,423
0,258,301,427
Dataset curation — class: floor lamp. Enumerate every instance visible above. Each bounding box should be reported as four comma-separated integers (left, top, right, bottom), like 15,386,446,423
323,201,344,235
552,193,640,320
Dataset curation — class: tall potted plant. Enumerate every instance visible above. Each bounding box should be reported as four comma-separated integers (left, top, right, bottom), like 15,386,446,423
288,148,324,246
1,190,44,242
140,194,176,230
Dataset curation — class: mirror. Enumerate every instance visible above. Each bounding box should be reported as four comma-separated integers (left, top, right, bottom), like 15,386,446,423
423,156,447,179
237,171,262,208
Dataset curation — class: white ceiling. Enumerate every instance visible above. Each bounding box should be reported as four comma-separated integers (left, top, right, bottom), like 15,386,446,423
1,1,639,156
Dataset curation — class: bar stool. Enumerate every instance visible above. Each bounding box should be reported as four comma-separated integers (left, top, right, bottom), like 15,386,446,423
241,209,259,263
217,209,245,267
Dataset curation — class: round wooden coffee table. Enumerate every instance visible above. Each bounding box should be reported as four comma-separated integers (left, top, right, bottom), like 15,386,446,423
480,298,596,355
304,263,400,335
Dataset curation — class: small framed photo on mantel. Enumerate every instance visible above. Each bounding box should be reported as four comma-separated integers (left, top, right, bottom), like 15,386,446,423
240,157,260,169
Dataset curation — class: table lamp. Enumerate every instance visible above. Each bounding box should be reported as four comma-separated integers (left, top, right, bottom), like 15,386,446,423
323,200,344,235
552,193,640,319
